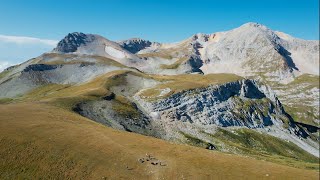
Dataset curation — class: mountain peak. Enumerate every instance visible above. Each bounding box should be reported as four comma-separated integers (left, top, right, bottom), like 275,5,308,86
67,32,86,36
241,22,265,27
53,32,96,53
237,22,270,32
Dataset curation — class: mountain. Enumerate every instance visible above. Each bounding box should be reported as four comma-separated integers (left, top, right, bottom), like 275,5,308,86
135,22,320,127
134,23,318,78
52,32,143,67
0,22,319,178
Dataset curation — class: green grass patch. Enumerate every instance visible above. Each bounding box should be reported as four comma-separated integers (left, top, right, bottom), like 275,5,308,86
287,74,320,89
180,131,212,149
0,70,11,80
50,96,97,111
245,73,319,127
203,128,319,169
284,105,319,127
0,98,14,104
111,95,140,119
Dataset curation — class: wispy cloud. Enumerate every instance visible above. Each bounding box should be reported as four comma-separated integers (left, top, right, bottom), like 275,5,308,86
0,35,59,68
0,35,58,46
0,61,12,72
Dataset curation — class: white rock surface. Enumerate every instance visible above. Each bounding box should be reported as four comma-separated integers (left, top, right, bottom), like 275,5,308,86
105,46,126,59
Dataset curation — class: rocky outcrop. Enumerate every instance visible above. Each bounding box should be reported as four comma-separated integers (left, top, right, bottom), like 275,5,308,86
119,38,158,54
130,79,318,156
73,98,163,138
23,64,60,72
135,79,291,128
180,56,203,74
53,32,96,53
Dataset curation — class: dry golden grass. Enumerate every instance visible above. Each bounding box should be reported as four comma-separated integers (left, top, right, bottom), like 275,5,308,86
20,70,242,103
22,70,129,100
39,53,127,68
159,57,189,69
0,102,319,179
140,73,243,100
138,40,192,60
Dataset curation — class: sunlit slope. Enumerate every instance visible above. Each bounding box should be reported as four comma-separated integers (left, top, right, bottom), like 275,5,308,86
0,102,318,179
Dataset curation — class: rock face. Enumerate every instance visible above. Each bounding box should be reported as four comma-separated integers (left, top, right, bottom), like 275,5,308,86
23,64,60,72
53,32,95,53
74,100,162,137
134,22,318,129
136,80,286,128
132,79,318,156
119,38,158,54
195,23,296,78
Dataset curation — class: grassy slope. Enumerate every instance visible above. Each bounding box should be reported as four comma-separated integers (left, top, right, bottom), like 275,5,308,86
0,102,319,179
138,40,193,70
265,74,320,126
181,128,319,170
0,69,11,80
39,53,127,68
20,70,130,104
282,74,320,126
17,70,242,105
139,73,243,100
206,128,318,169
138,41,191,60
0,69,318,178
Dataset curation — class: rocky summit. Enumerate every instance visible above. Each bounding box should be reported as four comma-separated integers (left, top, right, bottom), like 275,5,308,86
53,32,95,53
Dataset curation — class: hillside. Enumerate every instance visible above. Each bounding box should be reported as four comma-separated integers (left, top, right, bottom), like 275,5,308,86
0,102,319,179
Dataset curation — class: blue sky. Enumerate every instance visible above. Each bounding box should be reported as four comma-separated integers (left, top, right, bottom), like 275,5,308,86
0,0,319,71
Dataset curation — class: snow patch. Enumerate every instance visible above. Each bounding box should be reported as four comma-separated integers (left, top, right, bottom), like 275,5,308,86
105,46,126,59
159,88,171,97
150,112,160,120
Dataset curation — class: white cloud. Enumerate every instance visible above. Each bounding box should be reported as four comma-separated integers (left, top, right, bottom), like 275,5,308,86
0,35,59,67
0,61,13,72
0,34,58,46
